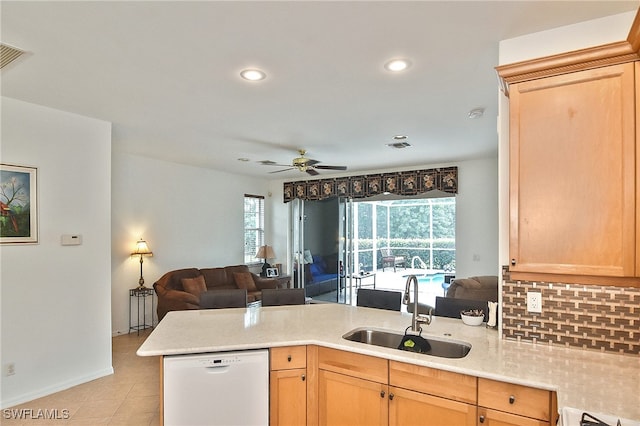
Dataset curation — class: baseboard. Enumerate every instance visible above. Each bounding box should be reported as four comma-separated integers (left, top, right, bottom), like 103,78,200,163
0,367,114,409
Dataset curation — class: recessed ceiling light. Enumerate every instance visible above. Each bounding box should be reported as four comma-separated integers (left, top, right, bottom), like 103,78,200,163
393,135,408,140
240,69,266,81
384,59,411,72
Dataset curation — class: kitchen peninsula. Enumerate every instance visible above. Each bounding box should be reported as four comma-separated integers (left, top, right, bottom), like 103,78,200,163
137,303,638,424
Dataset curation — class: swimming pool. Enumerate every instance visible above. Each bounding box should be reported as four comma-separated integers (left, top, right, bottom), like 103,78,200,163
417,273,445,286
401,272,445,286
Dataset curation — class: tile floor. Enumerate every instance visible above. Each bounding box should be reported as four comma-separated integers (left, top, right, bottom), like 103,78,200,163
3,329,160,425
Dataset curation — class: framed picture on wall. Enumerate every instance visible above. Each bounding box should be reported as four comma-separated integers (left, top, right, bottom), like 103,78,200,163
1,164,38,244
266,268,279,278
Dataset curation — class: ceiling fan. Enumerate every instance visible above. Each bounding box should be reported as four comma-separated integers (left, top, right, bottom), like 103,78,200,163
262,149,347,176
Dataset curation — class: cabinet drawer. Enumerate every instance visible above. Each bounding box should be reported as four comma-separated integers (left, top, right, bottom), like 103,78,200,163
318,347,388,383
478,378,551,421
389,360,477,404
478,407,551,426
270,346,307,370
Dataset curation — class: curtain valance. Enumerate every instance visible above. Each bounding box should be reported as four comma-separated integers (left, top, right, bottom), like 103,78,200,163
283,166,457,202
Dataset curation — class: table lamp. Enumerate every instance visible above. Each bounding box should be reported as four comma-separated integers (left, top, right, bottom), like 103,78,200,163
255,245,276,277
132,239,153,289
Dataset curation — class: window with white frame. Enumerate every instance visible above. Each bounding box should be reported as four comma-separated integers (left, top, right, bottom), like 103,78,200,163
244,194,264,264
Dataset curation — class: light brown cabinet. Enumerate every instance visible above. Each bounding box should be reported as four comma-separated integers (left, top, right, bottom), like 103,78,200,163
388,386,476,426
478,378,557,426
317,347,388,426
388,360,477,425
508,62,637,281
318,369,388,426
270,346,558,426
477,407,550,426
270,346,307,426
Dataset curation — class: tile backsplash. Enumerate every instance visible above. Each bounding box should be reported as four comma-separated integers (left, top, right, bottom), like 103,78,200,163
502,268,639,355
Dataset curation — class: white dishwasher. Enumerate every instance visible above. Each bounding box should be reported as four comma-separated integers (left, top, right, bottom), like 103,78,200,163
163,349,269,426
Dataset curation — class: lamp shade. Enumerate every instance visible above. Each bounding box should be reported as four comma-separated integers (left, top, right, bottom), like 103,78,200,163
131,239,153,256
255,245,276,260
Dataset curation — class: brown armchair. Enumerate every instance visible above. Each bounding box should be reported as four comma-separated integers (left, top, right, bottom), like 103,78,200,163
379,249,406,272
446,276,498,302
154,265,279,321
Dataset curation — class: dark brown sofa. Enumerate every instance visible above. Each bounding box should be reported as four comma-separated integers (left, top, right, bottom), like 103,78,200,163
153,265,279,321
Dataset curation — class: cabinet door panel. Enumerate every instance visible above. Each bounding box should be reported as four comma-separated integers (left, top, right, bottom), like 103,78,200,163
270,369,306,426
318,369,387,426
389,386,476,426
510,63,636,276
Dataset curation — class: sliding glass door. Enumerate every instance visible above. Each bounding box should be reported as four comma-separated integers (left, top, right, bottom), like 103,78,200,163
338,197,355,305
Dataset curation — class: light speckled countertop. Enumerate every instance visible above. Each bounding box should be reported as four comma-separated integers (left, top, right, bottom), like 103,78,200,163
137,303,639,420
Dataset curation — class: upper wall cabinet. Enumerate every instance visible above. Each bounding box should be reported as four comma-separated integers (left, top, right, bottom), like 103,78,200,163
509,63,636,278
497,10,640,286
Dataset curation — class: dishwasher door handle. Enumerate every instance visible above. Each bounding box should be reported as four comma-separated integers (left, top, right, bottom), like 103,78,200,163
205,365,231,373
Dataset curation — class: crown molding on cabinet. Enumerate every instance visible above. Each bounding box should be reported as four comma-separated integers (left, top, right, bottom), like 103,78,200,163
496,8,640,95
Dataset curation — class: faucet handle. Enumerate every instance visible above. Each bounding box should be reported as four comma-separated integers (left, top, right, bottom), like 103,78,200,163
415,313,432,326
416,306,433,325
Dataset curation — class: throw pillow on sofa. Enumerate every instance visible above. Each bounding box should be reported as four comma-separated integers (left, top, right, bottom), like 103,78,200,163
309,261,325,278
234,272,258,292
181,275,207,298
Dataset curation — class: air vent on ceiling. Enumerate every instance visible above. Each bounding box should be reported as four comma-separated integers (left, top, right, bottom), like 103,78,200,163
1,43,26,69
387,142,412,149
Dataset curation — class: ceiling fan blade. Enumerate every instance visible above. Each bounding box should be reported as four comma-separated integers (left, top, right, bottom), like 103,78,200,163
261,162,295,167
305,159,320,166
306,168,320,176
269,168,295,174
314,165,347,171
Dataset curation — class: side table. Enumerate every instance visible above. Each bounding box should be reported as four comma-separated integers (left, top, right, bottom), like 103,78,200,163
129,287,155,335
275,275,292,288
351,272,376,289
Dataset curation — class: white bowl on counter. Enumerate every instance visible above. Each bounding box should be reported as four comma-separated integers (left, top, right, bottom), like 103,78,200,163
460,312,484,326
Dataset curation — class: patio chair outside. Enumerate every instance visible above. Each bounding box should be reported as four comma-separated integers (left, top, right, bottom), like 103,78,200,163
379,248,406,272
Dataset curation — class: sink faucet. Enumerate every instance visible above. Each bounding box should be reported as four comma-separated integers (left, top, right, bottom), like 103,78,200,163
403,275,433,333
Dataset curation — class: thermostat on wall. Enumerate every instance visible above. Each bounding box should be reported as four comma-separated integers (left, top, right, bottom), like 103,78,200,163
61,234,82,246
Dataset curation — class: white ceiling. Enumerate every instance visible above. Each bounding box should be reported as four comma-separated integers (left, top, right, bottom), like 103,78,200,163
2,1,638,178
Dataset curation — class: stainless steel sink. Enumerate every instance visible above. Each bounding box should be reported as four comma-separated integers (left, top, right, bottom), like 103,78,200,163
342,328,471,359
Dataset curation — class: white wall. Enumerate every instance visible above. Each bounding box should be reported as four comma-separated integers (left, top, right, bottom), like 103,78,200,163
0,97,112,408
110,152,270,335
497,10,637,268
454,157,499,278
267,156,499,279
